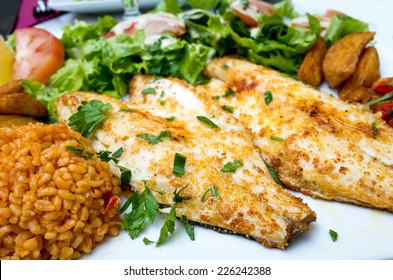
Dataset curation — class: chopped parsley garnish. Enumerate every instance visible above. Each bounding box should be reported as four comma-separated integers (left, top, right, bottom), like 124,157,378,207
264,161,282,186
160,101,165,106
118,165,132,186
66,139,94,160
160,91,165,97
224,87,236,97
264,90,273,105
201,186,222,202
156,205,177,246
141,87,156,95
221,159,243,172
121,187,159,239
329,229,338,242
197,116,220,129
181,216,195,241
215,95,221,100
118,108,131,113
68,100,112,137
173,184,191,203
222,105,234,113
172,153,186,176
166,116,176,122
137,131,171,145
270,135,284,142
143,237,155,245
240,0,250,9
222,64,230,70
97,147,123,164
365,91,393,106
372,121,377,139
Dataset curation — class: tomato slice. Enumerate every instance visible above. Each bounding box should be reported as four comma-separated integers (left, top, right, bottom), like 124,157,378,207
13,28,64,84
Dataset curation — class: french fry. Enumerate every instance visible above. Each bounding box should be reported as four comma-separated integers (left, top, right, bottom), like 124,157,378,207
339,86,378,104
322,32,375,88
297,37,327,87
0,80,23,95
0,115,37,128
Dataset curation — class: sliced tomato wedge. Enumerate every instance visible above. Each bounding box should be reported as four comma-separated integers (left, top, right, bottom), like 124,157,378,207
371,77,393,95
13,28,65,84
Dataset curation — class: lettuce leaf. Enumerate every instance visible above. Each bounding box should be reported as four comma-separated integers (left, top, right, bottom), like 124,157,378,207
274,0,300,19
185,0,221,10
324,14,369,46
150,0,183,14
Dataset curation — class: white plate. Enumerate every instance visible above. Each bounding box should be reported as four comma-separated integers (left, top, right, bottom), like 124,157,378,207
40,0,393,260
48,0,160,13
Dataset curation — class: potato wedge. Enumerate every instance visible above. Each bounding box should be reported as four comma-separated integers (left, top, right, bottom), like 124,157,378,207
297,37,327,87
0,115,37,128
0,80,23,95
339,46,380,101
339,86,378,104
322,32,375,88
0,93,48,117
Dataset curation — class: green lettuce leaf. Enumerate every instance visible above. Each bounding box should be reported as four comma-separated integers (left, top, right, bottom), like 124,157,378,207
151,0,183,14
185,0,221,10
324,14,369,46
274,0,300,19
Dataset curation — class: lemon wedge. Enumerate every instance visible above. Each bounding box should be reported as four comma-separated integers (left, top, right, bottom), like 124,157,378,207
0,35,15,86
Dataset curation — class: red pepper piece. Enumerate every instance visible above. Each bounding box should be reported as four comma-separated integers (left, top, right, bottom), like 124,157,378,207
371,77,393,95
104,195,120,214
373,103,393,121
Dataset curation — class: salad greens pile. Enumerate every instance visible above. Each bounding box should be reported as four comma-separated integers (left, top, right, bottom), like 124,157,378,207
21,0,369,122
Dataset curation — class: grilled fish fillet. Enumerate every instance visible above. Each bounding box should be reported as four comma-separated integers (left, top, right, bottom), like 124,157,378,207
201,57,393,212
56,89,315,249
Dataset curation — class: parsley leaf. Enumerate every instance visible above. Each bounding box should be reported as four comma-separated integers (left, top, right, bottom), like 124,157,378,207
201,186,222,202
372,121,377,139
97,147,123,164
264,90,273,105
121,188,159,239
329,229,338,242
173,153,186,176
221,160,243,172
68,100,112,137
118,165,132,186
156,205,177,246
66,139,94,160
137,131,171,145
173,184,191,203
270,135,284,142
222,64,230,70
222,105,234,113
197,116,220,129
142,87,156,95
118,108,131,113
224,87,236,97
166,116,175,122
264,161,283,186
143,237,155,245
181,216,195,241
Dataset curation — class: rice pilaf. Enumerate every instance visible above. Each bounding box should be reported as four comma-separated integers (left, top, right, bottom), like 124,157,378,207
0,122,121,259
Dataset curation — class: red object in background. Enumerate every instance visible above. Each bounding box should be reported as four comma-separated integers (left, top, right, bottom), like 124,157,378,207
15,0,63,30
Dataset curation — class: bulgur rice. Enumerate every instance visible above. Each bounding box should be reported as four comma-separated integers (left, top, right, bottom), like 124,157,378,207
0,122,121,260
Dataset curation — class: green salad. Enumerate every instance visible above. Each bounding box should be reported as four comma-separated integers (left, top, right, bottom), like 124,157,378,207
20,0,369,122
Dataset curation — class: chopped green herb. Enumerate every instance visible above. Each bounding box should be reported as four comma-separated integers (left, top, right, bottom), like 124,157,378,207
160,101,165,106
166,116,176,122
270,135,284,142
264,161,282,186
121,188,159,239
118,108,131,113
365,91,393,106
173,184,191,203
201,186,222,202
66,139,94,159
240,0,250,9
137,131,171,145
160,91,165,98
97,148,122,164
224,87,236,97
68,100,112,137
156,205,177,246
143,237,155,245
222,105,234,113
264,90,273,105
372,121,377,139
142,87,156,95
117,194,134,215
181,216,195,241
173,153,186,176
153,76,164,82
215,95,221,100
221,152,226,156
118,166,132,186
197,116,220,129
329,229,338,242
222,64,230,70
221,160,243,172
111,147,124,158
